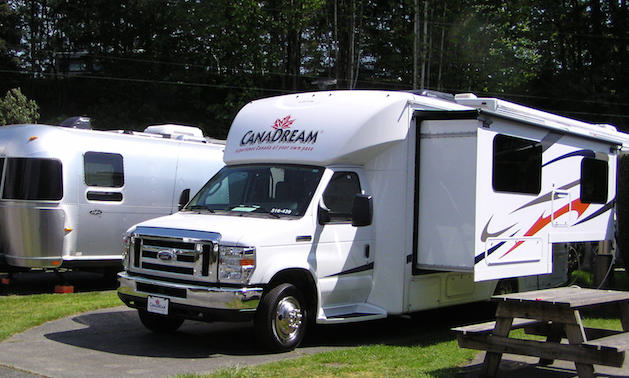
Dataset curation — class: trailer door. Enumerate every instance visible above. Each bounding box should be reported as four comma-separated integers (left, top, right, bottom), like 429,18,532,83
77,152,127,258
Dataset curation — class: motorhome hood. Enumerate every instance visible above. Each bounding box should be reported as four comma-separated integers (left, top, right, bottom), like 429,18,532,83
132,212,308,247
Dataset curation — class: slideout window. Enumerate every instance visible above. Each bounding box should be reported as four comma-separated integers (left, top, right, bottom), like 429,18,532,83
84,152,124,187
581,158,608,204
492,135,542,195
2,158,63,200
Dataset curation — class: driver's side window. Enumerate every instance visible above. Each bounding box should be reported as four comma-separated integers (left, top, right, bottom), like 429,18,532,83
322,172,361,222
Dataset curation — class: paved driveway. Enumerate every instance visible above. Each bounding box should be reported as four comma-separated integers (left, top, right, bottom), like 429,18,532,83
0,307,342,377
0,305,449,377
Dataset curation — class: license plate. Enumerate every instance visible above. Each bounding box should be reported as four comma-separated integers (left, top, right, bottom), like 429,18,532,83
147,296,169,315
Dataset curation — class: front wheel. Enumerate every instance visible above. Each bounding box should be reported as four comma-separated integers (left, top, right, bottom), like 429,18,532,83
138,310,184,333
254,283,308,352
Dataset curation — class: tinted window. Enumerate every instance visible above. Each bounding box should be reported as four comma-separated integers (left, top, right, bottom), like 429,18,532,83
323,172,362,221
581,158,608,204
2,158,63,200
84,152,124,187
493,134,542,194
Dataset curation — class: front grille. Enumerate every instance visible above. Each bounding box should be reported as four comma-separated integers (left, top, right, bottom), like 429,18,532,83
141,262,194,275
129,230,219,282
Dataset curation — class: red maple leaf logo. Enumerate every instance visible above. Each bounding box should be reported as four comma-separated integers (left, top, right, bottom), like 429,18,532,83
272,115,295,130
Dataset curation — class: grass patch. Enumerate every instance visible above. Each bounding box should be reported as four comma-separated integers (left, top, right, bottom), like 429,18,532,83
194,340,477,377
197,316,621,378
0,290,120,341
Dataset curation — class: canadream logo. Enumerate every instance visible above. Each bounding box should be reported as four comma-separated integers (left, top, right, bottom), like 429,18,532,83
240,115,319,146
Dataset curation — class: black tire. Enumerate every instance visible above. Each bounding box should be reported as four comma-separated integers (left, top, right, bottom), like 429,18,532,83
494,278,518,295
138,310,184,333
254,283,308,352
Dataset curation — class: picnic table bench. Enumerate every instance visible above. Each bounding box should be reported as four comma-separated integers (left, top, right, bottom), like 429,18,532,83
453,286,629,378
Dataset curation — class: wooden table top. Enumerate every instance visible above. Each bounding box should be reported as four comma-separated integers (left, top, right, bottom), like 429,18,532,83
491,287,629,309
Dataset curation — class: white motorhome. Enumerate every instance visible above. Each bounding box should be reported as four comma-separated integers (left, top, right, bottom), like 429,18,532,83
0,124,224,272
118,90,626,351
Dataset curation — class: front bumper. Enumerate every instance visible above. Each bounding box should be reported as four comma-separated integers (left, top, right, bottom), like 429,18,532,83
117,271,263,321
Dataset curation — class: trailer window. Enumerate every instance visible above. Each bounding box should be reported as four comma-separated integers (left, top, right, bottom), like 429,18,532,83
322,172,362,222
581,158,608,204
2,158,63,200
84,152,124,187
492,135,541,194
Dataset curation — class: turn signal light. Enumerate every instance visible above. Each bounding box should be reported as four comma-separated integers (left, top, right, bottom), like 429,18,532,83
240,259,255,266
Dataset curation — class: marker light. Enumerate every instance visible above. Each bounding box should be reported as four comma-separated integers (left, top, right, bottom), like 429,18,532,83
28,136,38,142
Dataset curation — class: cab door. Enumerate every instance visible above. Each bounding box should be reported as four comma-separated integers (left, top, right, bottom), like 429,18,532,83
314,169,375,310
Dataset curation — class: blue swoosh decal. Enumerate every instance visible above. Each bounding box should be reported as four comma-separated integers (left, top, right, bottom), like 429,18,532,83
543,150,594,167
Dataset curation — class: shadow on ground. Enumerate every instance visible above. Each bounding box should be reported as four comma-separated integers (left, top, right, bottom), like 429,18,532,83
43,301,498,359
0,270,119,295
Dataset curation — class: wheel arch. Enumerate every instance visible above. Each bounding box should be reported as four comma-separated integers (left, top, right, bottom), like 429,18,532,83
265,268,318,323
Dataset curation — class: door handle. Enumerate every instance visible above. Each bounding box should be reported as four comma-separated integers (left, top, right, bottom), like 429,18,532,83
89,209,102,216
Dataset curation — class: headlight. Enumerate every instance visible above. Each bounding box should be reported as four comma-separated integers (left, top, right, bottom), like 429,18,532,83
122,235,131,270
219,245,255,283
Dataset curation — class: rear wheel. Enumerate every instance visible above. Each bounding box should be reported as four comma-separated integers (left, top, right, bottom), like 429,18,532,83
138,310,184,333
255,283,308,352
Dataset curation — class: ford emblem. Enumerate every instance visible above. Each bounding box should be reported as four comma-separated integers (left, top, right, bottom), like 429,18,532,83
157,250,175,261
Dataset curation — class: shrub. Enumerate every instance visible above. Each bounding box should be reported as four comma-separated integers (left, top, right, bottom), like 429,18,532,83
0,88,39,125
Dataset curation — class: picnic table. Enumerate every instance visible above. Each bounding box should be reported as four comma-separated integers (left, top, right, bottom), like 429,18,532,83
453,286,629,378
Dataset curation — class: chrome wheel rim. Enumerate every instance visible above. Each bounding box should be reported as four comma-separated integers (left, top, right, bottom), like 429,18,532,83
273,295,303,344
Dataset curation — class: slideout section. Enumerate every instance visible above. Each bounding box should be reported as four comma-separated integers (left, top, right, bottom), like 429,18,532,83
413,112,555,282
413,114,479,272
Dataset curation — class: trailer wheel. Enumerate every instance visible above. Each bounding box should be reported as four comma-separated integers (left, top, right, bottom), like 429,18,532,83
254,283,307,352
138,310,184,333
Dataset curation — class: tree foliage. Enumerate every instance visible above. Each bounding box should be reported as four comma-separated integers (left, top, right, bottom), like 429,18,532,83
0,87,40,125
1,0,626,136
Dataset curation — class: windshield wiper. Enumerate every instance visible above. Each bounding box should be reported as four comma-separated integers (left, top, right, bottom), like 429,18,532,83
186,205,215,213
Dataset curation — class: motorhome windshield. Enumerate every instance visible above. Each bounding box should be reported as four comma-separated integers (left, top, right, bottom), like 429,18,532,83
186,165,324,217
2,157,63,200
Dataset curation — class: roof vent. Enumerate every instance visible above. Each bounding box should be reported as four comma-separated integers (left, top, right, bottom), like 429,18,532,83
143,124,204,140
59,116,91,129
454,93,478,100
410,89,455,102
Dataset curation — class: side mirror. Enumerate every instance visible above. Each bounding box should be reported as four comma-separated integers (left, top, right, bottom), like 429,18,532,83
351,194,373,227
178,188,190,210
318,200,331,225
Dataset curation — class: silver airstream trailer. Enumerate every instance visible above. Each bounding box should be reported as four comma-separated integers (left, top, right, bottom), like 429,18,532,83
0,123,225,272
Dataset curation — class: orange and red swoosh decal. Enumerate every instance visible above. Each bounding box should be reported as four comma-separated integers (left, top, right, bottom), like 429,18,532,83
499,198,590,259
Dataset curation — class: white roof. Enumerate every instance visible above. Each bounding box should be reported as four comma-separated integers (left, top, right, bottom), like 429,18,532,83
224,90,467,166
0,124,224,158
224,90,629,166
